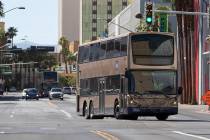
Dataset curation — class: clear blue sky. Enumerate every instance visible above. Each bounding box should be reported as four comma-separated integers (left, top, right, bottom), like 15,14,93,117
1,0,58,45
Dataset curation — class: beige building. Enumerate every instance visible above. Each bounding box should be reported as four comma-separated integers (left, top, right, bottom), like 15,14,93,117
0,22,5,31
58,0,80,42
69,41,79,54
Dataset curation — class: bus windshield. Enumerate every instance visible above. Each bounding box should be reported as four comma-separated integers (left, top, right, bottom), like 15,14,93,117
131,34,174,65
127,71,177,95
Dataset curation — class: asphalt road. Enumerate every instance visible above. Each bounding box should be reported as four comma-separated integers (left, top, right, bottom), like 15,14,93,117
0,92,210,140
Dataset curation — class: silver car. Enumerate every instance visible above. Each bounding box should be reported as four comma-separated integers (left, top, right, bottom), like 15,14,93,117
49,88,63,100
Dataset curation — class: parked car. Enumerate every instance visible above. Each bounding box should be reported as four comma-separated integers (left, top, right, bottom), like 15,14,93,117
62,87,71,94
0,88,4,95
25,88,39,100
70,87,77,94
9,86,17,92
49,88,63,100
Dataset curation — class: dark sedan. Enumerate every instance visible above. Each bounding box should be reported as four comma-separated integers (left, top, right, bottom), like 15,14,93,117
25,88,39,100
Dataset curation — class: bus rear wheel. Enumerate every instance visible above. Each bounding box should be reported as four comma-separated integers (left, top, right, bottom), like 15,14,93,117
84,104,90,119
156,114,168,121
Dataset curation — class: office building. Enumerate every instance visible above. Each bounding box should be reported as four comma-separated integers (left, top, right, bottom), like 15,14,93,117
80,0,129,43
58,0,80,42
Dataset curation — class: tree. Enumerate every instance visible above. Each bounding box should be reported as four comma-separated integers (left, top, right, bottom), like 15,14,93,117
174,0,196,104
0,1,4,17
59,37,69,74
67,52,76,73
0,28,7,48
6,27,18,48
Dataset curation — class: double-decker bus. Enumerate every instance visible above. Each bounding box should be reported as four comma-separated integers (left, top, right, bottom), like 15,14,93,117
76,32,182,120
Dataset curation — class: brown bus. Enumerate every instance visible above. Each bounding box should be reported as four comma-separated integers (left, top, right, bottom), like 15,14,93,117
76,32,182,120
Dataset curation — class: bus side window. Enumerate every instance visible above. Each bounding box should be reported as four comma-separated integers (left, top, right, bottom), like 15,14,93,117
121,37,127,56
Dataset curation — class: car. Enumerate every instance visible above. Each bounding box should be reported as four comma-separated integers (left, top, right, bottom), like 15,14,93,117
0,88,4,95
70,87,77,94
25,88,39,100
62,87,71,94
49,88,63,100
21,88,28,99
9,86,17,92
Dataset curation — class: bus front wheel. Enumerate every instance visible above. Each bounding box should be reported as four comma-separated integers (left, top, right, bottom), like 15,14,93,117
114,104,122,119
156,114,168,121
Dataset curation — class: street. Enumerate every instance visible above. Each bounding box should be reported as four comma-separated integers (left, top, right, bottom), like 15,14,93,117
0,93,210,140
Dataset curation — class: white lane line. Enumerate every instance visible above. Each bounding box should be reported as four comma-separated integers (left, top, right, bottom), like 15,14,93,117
0,131,5,134
173,131,210,140
40,127,57,130
10,115,14,118
11,111,15,114
60,109,72,119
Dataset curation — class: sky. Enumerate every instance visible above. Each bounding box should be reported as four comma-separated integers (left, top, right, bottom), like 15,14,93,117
1,0,58,45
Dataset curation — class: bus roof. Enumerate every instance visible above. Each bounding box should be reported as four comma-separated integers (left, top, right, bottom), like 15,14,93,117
79,32,175,47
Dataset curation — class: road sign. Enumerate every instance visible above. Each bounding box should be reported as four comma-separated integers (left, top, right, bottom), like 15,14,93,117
202,91,210,105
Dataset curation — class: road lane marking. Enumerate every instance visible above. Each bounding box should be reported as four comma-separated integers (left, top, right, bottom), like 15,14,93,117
0,131,5,134
10,115,14,118
48,101,57,108
173,131,210,140
40,127,57,130
91,130,119,140
60,109,72,119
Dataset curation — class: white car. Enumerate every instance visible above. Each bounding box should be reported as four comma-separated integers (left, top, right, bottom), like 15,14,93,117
22,89,28,99
49,88,63,100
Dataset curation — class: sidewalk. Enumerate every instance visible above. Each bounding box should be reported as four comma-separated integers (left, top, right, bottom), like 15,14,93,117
179,103,210,114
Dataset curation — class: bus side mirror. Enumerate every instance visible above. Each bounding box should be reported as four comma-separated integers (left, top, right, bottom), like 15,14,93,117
178,87,183,95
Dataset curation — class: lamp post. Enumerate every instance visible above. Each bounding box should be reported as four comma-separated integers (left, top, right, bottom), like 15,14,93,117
3,7,25,15
97,18,133,38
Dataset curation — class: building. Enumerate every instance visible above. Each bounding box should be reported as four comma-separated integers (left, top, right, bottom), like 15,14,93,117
69,41,79,54
80,0,129,44
58,0,80,42
0,22,5,31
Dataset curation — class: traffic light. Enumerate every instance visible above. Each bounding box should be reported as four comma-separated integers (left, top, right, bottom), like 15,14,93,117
145,3,153,25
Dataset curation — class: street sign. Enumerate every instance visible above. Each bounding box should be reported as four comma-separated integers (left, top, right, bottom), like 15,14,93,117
159,13,168,32
202,91,210,105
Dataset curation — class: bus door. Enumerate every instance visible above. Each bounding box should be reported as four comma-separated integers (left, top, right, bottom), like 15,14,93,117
120,76,128,112
98,78,106,114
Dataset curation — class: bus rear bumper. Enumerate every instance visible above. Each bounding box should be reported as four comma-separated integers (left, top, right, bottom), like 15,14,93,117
127,107,178,116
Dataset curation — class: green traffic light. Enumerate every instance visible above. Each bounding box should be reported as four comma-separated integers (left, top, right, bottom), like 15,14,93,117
146,17,152,23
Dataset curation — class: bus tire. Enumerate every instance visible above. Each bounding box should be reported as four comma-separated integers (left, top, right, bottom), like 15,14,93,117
84,104,90,119
114,103,121,119
89,102,95,119
156,114,168,121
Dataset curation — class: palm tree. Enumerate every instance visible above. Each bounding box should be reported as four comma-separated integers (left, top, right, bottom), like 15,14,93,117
59,37,69,74
0,1,4,17
67,52,76,73
6,27,18,48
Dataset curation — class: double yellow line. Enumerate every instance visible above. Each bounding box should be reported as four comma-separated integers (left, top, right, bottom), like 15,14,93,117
91,130,119,140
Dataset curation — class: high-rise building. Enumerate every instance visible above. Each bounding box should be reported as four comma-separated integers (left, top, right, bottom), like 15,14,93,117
80,0,128,43
58,0,80,42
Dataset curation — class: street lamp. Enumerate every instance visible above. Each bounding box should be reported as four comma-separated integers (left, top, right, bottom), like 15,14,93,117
97,18,133,37
3,7,25,15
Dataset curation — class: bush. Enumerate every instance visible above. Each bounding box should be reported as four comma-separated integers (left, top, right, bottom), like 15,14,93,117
59,75,76,87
